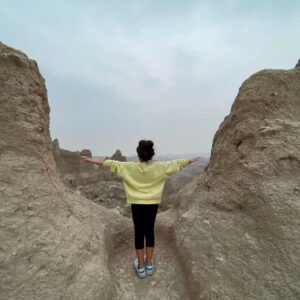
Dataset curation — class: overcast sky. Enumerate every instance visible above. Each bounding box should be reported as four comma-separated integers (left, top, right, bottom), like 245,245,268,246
1,0,300,156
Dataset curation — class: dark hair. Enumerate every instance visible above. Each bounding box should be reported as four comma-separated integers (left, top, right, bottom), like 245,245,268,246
136,140,155,161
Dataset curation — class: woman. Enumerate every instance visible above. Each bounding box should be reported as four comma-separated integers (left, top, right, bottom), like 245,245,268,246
81,139,200,279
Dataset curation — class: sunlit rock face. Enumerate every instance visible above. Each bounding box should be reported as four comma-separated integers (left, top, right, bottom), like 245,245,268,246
0,42,129,300
174,63,300,299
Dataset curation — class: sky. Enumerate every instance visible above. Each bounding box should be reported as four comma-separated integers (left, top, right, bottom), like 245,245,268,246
1,0,300,157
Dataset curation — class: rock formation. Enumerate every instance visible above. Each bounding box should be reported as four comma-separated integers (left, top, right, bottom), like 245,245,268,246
52,139,115,187
79,181,130,217
0,42,130,299
52,142,132,216
110,149,126,161
173,63,300,299
1,41,299,300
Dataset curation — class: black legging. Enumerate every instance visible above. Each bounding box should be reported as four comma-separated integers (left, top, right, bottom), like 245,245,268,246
131,204,158,250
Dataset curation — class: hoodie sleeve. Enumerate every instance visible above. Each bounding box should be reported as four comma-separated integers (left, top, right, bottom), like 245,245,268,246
159,159,190,176
102,159,124,177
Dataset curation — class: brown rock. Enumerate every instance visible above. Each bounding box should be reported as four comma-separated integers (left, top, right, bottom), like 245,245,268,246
0,42,129,300
52,140,114,187
174,64,300,299
110,149,126,161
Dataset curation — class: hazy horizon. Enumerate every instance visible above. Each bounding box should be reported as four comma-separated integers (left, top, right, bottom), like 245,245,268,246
1,0,300,156
94,151,210,158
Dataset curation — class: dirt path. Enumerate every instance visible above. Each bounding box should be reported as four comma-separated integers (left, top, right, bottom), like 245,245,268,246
108,209,192,300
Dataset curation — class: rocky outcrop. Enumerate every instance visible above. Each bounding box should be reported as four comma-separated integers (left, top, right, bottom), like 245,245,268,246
110,149,126,161
51,143,133,216
174,64,300,299
79,181,130,217
52,139,116,187
0,42,130,300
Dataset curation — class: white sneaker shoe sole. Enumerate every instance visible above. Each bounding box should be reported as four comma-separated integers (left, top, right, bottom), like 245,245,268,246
133,258,146,279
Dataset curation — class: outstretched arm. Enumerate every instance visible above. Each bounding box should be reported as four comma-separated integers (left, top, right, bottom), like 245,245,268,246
80,156,104,166
81,156,124,177
161,157,201,176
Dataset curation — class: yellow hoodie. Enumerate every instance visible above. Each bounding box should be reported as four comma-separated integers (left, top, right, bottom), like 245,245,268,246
102,159,190,204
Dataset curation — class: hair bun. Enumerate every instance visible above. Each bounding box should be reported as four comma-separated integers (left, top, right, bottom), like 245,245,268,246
137,139,155,161
139,140,153,148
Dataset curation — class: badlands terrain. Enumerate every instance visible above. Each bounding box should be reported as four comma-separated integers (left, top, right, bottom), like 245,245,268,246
0,42,299,299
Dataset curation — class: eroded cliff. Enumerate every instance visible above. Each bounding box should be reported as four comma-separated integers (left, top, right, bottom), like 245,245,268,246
0,42,130,300
174,63,300,299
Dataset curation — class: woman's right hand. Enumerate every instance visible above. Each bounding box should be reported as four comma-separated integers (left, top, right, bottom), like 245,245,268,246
80,156,93,163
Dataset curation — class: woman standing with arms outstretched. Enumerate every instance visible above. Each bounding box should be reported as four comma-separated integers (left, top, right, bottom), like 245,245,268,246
81,140,200,279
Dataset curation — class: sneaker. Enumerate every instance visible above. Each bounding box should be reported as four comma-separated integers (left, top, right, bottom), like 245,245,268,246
144,254,154,276
133,258,146,279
